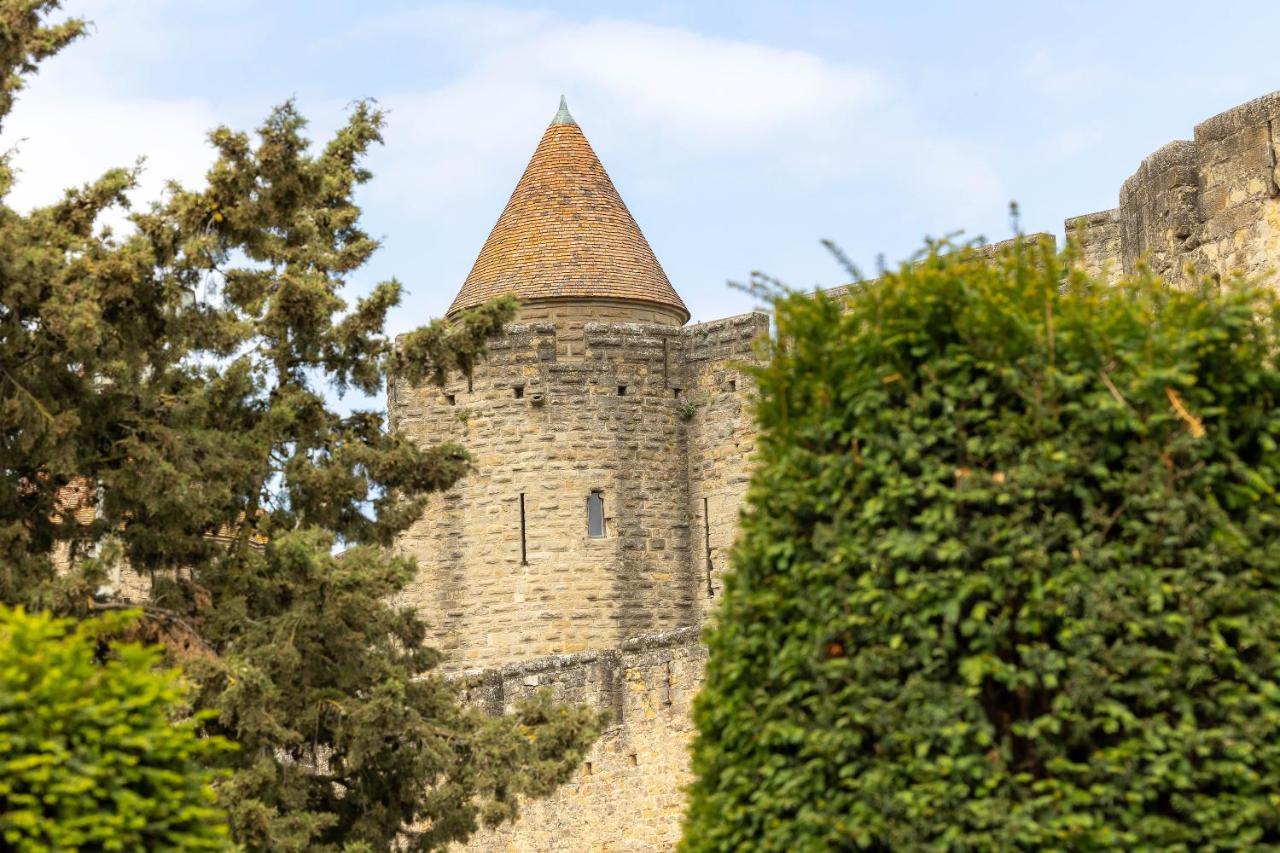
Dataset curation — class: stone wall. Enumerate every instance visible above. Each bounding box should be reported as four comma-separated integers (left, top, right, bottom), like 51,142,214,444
391,321,702,671
1065,208,1123,283
1188,92,1280,283
680,313,769,611
405,88,1280,852
390,305,769,672
514,298,685,359
391,308,766,849
457,627,706,852
1065,90,1280,287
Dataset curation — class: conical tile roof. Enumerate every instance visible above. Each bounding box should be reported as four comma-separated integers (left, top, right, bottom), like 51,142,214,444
447,98,688,322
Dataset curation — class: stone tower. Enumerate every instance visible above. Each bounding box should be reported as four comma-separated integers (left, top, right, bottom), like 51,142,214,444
385,90,1280,851
391,98,767,673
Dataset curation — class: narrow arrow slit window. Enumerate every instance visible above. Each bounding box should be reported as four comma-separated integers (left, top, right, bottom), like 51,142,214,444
587,491,606,538
519,493,528,564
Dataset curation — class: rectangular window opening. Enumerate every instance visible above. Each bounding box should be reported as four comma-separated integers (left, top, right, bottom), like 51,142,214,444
672,387,682,399
727,379,737,392
519,493,528,565
617,385,628,396
445,393,456,406
513,385,525,399
587,491,606,538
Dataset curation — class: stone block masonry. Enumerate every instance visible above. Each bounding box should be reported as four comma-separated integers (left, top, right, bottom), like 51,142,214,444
1065,90,1280,287
390,312,769,672
679,313,769,613
70,89,1280,853
457,628,705,852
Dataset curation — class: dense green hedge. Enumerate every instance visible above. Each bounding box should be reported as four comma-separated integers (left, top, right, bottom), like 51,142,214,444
0,606,230,850
683,240,1280,850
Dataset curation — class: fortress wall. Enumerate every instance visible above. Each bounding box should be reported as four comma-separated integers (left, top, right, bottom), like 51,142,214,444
971,233,1057,260
679,313,769,612
1065,209,1123,283
392,321,700,671
458,627,705,852
1118,140,1201,280
515,299,686,359
1066,90,1280,287
1190,91,1280,283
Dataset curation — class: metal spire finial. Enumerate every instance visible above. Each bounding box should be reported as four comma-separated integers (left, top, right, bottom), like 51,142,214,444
551,94,576,126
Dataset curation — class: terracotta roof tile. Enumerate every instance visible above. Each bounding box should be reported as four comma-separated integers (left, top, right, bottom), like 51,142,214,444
447,99,688,322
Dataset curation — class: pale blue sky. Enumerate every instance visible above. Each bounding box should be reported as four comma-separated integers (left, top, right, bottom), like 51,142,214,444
6,1,1279,330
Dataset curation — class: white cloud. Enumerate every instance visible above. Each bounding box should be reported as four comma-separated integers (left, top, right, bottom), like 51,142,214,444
0,1,1006,259
365,3,886,141
534,20,884,142
2,92,216,214
360,5,1001,214
0,1,221,218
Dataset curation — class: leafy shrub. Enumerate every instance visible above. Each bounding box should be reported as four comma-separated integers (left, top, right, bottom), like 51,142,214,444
0,605,230,850
683,239,1280,850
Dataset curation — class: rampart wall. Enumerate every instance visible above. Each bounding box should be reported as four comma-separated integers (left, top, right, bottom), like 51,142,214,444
1067,90,1280,286
457,627,706,852
409,88,1280,853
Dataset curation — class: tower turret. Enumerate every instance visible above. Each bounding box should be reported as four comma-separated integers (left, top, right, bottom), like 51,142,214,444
448,97,688,356
393,99,719,669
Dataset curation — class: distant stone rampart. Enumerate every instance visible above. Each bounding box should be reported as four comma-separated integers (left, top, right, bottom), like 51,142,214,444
1066,91,1280,285
457,627,705,852
413,90,1280,852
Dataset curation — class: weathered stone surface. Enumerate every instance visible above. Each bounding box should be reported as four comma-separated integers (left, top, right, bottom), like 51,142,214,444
1066,208,1123,283
1067,90,1280,288
389,304,765,851
390,312,768,673
457,628,705,852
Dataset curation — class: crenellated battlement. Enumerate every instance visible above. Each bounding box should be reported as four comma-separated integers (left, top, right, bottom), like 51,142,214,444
392,309,768,673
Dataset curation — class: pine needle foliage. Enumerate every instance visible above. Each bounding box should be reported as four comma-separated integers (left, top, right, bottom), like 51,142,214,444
683,237,1280,850
0,3,602,849
0,605,231,850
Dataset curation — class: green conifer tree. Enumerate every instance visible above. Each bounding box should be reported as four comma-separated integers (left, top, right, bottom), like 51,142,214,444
0,3,602,849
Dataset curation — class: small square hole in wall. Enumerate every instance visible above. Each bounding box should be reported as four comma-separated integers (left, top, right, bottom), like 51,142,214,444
628,753,638,766
728,379,737,392
513,385,525,399
445,393,456,406
617,385,628,396
584,761,593,777
672,387,682,399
